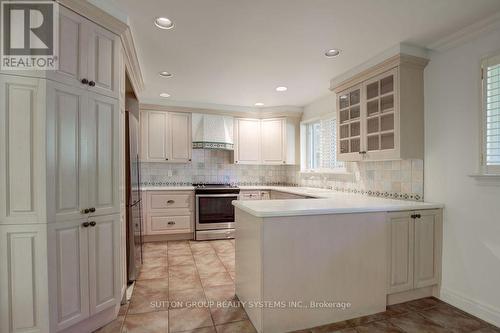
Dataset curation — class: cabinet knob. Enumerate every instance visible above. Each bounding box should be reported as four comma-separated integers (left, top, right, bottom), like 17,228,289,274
82,222,90,228
88,80,96,87
89,221,97,227
167,221,175,225
89,207,96,213
235,161,238,163
411,214,422,219
81,208,90,214
165,158,169,161
359,151,367,155
189,159,192,161
81,78,89,85
167,200,175,204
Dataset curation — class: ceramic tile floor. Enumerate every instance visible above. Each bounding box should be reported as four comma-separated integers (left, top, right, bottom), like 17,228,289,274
96,240,500,333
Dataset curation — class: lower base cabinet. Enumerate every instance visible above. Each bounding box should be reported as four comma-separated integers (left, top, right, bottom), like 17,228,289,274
48,214,121,332
387,209,442,294
143,191,194,236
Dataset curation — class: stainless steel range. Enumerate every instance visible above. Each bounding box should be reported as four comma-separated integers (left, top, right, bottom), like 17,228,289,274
194,184,240,240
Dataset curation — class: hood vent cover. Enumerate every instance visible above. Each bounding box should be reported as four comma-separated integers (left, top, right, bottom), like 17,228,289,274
192,113,234,150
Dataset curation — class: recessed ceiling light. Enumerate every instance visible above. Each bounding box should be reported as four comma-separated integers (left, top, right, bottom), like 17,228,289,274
159,93,170,98
325,49,341,57
255,102,264,107
154,17,174,30
159,71,173,77
276,86,287,92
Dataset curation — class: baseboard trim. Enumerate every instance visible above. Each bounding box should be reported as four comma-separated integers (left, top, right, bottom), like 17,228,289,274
440,287,500,327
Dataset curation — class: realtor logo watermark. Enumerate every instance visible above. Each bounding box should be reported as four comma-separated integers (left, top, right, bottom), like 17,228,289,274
1,1,59,70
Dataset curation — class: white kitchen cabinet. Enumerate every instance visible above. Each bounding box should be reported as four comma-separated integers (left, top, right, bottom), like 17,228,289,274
170,112,193,163
234,118,261,164
414,210,442,288
47,82,120,222
234,117,296,165
48,215,120,331
387,211,414,294
48,220,90,331
261,118,286,164
48,6,119,98
141,110,192,163
387,209,442,294
143,191,194,236
335,55,428,161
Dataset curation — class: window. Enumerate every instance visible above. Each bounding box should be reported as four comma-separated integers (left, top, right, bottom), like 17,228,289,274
303,117,344,172
482,54,500,174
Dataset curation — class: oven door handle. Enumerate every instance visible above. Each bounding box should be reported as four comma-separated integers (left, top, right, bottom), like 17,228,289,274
196,194,240,198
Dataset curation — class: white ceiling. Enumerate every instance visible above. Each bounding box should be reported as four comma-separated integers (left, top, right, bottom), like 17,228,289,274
113,0,500,109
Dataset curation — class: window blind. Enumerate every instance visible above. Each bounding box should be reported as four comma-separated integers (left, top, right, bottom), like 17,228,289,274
485,57,500,168
320,117,344,169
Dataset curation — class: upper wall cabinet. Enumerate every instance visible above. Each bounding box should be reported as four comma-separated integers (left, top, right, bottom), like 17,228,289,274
234,117,296,165
141,110,192,163
334,54,428,161
48,6,119,99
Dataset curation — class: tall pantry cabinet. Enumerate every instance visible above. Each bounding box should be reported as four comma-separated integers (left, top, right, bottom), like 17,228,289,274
0,5,124,333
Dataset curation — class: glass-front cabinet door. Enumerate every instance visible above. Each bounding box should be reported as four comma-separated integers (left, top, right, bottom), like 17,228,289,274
363,68,398,159
337,84,363,161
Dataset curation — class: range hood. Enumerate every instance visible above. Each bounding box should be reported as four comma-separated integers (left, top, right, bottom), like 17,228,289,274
192,113,234,150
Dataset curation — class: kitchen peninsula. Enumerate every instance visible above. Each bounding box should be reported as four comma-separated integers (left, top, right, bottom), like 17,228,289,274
233,192,443,333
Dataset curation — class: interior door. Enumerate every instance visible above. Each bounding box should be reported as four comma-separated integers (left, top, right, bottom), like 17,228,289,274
86,92,119,216
235,119,261,164
47,82,87,222
169,112,192,163
88,214,120,315
261,118,285,164
86,22,119,98
48,219,90,331
414,210,441,288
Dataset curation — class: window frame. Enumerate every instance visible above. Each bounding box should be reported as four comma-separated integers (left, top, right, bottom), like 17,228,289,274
480,53,500,175
300,116,346,174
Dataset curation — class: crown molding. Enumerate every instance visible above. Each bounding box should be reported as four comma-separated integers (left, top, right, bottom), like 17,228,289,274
427,11,500,52
140,103,303,120
57,0,144,93
332,53,429,93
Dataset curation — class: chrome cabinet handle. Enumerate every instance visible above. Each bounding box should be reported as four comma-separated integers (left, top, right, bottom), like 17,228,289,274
168,221,175,225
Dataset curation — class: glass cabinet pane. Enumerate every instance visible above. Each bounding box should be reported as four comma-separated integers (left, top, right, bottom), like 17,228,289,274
381,114,394,131
380,75,394,95
381,133,394,149
350,106,360,119
340,140,349,154
367,135,379,151
367,82,379,100
340,124,349,139
381,95,394,112
367,100,379,116
339,94,349,109
350,122,360,137
367,117,379,134
350,138,360,153
340,109,349,123
350,90,360,105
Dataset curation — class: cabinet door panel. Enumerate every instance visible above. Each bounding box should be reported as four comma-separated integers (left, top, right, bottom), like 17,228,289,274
86,93,119,216
414,210,442,288
235,119,261,164
261,118,285,164
387,212,414,294
88,215,120,315
0,75,45,224
86,23,118,98
48,6,88,89
170,112,192,163
145,111,169,161
48,220,89,331
48,83,87,222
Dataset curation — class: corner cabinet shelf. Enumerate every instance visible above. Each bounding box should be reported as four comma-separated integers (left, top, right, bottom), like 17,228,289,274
334,54,428,161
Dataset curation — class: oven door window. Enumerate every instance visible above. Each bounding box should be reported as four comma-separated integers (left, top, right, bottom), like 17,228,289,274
198,196,237,224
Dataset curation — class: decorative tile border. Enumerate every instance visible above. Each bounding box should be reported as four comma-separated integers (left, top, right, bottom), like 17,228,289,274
192,142,234,150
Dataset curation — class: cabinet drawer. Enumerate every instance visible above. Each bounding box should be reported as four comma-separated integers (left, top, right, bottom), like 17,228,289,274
149,215,191,233
239,191,260,200
149,193,192,210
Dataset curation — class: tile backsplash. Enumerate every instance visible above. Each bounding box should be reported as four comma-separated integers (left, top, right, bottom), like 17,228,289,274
140,150,423,201
140,149,297,186
297,160,424,201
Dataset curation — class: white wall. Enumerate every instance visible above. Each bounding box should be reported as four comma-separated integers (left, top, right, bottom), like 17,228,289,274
424,29,500,326
302,94,336,122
